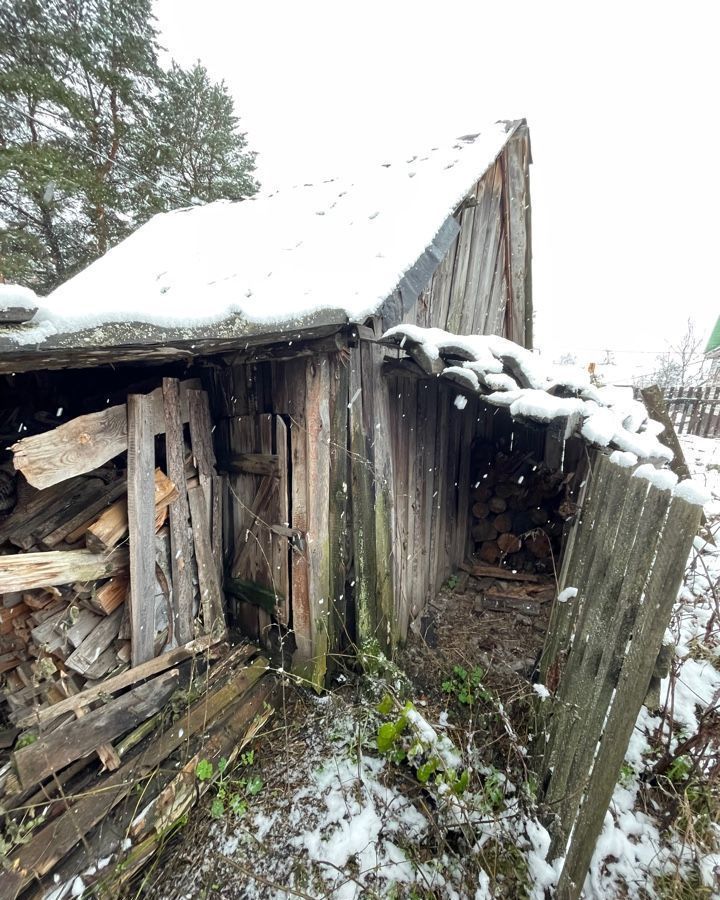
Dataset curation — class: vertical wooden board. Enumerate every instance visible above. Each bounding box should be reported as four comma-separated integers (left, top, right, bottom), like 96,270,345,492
420,379,438,608
211,473,223,588
460,176,493,335
414,379,430,619
431,388,451,593
327,353,350,658
348,347,379,650
187,483,224,634
127,394,156,666
162,378,195,647
429,230,459,330
445,204,476,334
285,359,312,670
505,131,532,347
475,163,505,335
454,397,475,567
486,238,508,337
401,378,419,638
370,342,396,649
443,399,463,574
304,356,331,687
188,390,216,523
392,380,410,630
227,413,259,639
273,416,291,626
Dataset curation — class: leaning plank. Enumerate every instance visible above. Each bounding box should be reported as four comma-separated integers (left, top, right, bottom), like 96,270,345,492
188,388,216,520
188,483,225,634
0,549,127,593
11,379,201,490
127,395,156,667
13,670,179,790
162,377,194,645
3,656,268,894
15,633,226,729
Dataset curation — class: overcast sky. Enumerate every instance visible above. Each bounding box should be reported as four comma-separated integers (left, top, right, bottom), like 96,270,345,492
154,0,717,370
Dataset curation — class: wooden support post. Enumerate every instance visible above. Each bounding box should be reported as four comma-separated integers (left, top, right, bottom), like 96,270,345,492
188,483,225,635
127,394,156,666
162,378,194,644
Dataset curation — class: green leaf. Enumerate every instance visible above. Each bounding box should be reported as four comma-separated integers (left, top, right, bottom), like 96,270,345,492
229,795,247,816
245,776,263,796
416,758,439,784
196,759,213,781
217,757,229,774
452,770,470,795
210,798,225,818
377,722,398,753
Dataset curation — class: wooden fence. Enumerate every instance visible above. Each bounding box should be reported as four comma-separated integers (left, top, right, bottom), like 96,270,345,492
536,452,703,899
663,385,720,437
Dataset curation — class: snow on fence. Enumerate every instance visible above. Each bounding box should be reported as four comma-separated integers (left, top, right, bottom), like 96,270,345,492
536,452,705,900
662,384,720,437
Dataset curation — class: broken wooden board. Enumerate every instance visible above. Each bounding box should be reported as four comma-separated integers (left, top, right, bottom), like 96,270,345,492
0,549,128,593
13,669,179,789
10,379,200,490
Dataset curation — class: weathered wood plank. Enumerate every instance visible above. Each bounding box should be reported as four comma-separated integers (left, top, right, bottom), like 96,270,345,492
16,633,226,730
303,356,331,687
555,492,702,899
162,377,195,645
273,417,291,626
188,483,225,635
127,394,156,667
224,453,280,476
3,656,268,894
11,379,201,490
0,549,127,593
13,670,179,790
188,389,216,522
445,202,476,334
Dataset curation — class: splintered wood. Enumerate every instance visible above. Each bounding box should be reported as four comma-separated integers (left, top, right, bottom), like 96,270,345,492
0,378,229,848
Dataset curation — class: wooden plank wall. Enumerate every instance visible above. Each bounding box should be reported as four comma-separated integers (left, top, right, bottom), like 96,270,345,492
387,127,532,349
207,354,350,688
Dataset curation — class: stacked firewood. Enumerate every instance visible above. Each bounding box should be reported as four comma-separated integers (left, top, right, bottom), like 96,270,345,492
470,443,573,573
0,378,226,760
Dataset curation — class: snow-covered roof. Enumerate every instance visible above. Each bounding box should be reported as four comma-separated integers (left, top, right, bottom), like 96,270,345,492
383,324,675,465
2,121,521,353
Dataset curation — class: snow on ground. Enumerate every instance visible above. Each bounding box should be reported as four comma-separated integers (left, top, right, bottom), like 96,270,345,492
9,124,515,343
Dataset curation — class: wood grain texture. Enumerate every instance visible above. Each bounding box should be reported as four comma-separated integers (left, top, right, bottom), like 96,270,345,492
0,548,127,592
13,670,179,790
127,394,156,666
188,483,224,634
162,377,194,645
65,605,124,675
11,379,200,490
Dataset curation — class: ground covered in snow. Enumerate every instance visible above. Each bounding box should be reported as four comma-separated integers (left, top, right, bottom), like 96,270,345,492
128,437,720,900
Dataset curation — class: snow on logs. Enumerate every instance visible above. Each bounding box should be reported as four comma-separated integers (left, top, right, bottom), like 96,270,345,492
383,325,677,465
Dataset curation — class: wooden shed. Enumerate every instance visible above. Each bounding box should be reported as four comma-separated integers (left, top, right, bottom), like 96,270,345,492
0,120,533,689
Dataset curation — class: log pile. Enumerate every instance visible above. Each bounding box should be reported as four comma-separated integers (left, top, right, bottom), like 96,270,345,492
0,377,235,880
469,443,575,574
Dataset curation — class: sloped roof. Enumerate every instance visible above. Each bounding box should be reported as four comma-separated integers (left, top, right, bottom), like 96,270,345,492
705,315,720,355
0,120,523,367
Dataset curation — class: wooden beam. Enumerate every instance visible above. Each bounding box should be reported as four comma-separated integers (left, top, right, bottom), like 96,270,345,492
127,394,156,666
0,549,127,593
162,378,194,645
14,671,179,790
11,379,200,490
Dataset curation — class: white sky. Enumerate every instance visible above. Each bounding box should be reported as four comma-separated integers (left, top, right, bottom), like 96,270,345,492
154,0,717,372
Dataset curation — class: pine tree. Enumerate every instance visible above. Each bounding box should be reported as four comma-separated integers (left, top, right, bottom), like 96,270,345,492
137,63,258,215
0,1,257,294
